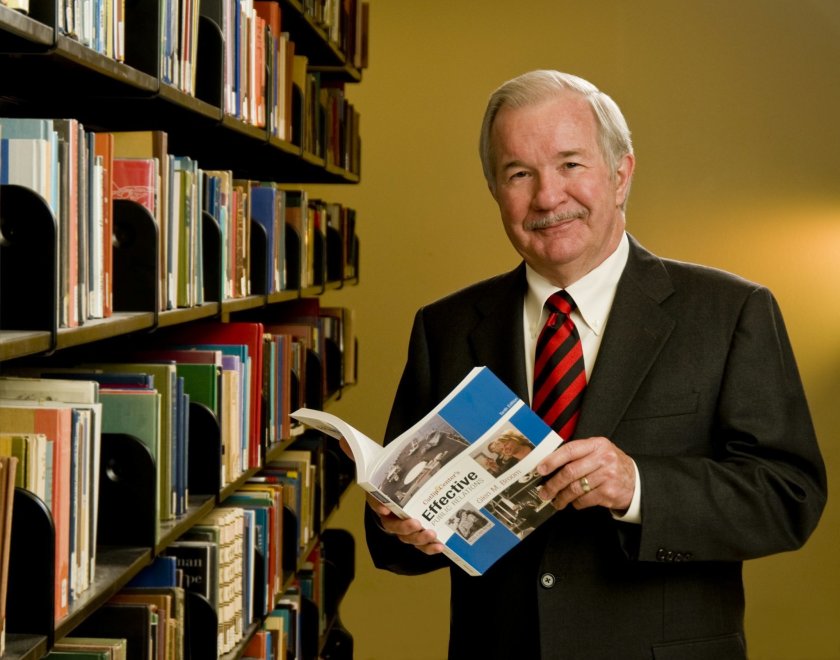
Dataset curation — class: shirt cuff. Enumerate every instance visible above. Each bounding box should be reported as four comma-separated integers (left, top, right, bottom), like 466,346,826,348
611,460,642,524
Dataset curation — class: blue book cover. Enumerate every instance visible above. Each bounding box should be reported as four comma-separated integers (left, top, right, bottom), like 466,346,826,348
250,185,277,294
291,366,563,576
127,555,178,588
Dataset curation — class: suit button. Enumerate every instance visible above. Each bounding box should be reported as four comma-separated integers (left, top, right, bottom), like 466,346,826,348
656,548,667,561
540,573,556,589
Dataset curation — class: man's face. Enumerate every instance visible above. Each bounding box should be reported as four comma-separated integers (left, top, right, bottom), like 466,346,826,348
489,93,634,287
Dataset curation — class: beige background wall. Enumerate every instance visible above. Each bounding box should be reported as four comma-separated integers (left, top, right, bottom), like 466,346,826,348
314,1,840,658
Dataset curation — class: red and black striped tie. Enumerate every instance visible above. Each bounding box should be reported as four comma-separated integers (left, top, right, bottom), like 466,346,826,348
533,290,586,440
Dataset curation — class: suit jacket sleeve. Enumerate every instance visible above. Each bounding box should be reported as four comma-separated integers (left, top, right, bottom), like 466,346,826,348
364,306,452,575
623,283,827,562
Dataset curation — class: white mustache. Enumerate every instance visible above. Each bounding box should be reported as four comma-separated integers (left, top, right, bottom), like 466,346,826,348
524,210,588,230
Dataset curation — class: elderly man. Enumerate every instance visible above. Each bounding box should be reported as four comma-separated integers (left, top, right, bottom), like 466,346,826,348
363,70,826,659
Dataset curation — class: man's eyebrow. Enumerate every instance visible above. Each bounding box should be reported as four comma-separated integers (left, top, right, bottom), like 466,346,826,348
500,159,527,171
500,149,589,170
556,149,587,159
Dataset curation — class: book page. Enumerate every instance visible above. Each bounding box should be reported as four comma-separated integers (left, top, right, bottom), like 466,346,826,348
289,408,383,482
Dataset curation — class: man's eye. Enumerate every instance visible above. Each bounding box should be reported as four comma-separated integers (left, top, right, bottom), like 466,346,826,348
563,162,580,170
510,171,528,180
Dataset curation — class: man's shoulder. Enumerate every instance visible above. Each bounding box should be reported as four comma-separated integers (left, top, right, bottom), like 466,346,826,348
658,254,764,293
628,235,765,295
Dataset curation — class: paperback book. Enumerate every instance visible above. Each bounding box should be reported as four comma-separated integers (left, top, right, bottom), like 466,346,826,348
291,366,562,576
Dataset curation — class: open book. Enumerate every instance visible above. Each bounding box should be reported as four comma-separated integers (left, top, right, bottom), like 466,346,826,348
291,366,563,576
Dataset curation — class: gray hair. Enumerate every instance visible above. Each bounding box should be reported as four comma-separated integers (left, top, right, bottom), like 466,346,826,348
479,70,634,192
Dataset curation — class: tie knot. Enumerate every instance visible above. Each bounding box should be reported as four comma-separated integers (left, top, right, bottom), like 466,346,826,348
546,290,576,316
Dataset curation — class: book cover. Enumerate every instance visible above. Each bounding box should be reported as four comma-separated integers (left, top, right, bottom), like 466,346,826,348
291,366,563,576
126,555,178,588
86,361,178,523
0,404,73,617
250,185,278,294
163,540,218,607
111,130,170,310
112,157,157,217
98,387,162,539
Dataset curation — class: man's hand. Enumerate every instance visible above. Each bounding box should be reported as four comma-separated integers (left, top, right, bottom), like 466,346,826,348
536,437,636,512
366,493,445,555
340,436,444,554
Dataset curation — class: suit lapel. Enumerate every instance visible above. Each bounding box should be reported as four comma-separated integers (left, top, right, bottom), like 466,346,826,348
460,240,675,439
467,264,530,402
575,238,676,440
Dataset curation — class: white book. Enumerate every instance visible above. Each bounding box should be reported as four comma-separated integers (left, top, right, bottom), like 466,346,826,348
292,366,564,576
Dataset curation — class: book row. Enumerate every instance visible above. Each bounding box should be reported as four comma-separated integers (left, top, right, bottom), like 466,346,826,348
1,346,356,655
0,121,360,330
5,430,355,659
1,1,367,175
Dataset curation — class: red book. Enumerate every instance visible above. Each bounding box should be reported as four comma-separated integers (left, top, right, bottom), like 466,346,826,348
112,157,158,218
242,629,270,658
254,1,282,36
253,14,267,128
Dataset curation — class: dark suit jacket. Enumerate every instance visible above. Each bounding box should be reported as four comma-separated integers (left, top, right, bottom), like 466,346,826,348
366,235,826,659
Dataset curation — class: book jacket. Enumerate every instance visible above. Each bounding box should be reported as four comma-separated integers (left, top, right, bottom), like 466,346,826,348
292,366,562,576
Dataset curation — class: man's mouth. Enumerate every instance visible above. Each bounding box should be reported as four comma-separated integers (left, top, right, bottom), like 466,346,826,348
524,210,587,231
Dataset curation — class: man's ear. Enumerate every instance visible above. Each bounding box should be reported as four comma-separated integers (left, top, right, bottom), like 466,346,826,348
615,153,635,205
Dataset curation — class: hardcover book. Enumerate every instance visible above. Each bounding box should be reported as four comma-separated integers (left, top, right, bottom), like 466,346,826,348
291,366,563,576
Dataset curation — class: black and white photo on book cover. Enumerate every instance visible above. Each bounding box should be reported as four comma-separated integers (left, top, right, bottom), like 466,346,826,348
291,366,563,576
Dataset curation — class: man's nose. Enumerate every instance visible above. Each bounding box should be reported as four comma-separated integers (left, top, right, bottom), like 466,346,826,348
532,172,568,211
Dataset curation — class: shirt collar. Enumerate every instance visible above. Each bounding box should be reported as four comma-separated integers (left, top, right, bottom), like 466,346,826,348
525,232,629,337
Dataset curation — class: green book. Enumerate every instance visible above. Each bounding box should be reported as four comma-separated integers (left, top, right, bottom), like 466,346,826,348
98,388,161,540
44,650,110,659
85,362,177,522
50,636,127,660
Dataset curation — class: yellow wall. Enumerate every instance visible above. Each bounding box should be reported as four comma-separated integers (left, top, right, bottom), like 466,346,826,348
316,1,840,658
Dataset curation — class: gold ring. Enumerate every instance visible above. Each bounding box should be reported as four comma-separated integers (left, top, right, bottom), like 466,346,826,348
580,476,591,494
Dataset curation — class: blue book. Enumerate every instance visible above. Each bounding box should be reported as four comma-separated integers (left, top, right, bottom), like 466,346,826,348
250,185,277,293
0,134,7,184
291,366,564,576
0,117,59,213
127,555,178,588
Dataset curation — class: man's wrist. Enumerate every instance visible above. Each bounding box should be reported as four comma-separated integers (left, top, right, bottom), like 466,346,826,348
611,460,642,524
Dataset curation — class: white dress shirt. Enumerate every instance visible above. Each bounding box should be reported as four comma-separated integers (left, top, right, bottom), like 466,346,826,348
522,232,642,523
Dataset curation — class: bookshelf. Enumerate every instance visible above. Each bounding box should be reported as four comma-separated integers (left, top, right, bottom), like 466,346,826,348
0,1,366,658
